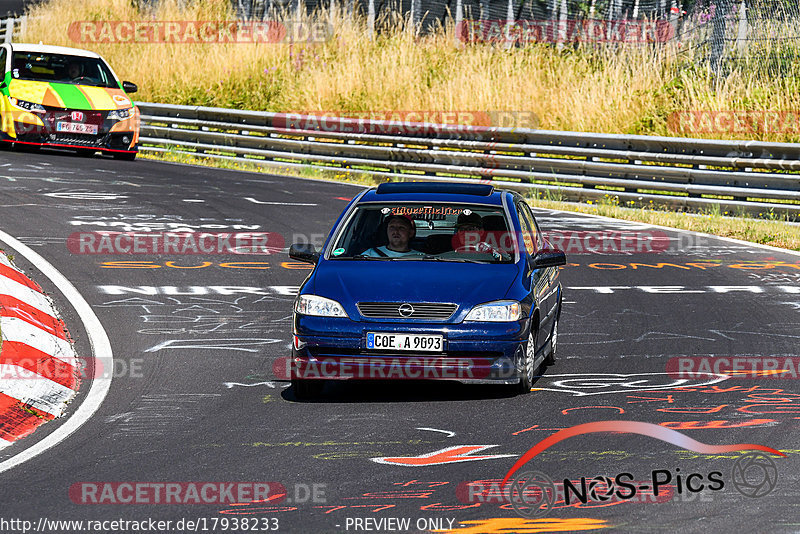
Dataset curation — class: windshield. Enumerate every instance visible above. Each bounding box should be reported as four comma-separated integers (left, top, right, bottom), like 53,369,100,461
11,52,119,88
329,203,517,263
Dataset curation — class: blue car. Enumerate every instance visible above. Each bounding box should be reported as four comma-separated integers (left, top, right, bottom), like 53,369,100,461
288,182,566,398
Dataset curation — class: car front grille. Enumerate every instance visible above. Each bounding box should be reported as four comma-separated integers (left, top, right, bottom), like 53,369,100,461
357,302,458,320
52,133,102,146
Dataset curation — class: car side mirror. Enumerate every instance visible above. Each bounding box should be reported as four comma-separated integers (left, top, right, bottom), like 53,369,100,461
122,81,138,93
289,243,320,264
531,248,567,269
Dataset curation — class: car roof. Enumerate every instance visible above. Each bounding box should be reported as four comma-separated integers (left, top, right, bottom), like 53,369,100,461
8,43,102,59
358,182,507,206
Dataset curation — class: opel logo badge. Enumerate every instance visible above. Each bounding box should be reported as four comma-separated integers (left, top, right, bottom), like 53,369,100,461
398,303,415,317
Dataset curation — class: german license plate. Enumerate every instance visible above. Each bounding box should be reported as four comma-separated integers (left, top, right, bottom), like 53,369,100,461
56,122,98,135
366,332,443,352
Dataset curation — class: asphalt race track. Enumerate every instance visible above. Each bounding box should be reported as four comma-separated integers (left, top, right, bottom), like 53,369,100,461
0,149,798,533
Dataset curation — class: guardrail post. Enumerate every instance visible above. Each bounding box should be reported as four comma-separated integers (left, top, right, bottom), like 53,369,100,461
3,17,13,43
709,0,731,74
736,0,748,57
367,0,375,36
556,0,567,50
454,0,463,45
504,0,514,49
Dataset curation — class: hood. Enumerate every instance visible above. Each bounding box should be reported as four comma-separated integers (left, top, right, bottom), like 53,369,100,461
311,259,520,318
7,79,133,111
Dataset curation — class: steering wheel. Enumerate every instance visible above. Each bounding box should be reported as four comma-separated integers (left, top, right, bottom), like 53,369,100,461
72,76,92,84
455,243,509,259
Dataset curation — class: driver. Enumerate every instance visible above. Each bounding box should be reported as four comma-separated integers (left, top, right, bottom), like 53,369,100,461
361,214,424,258
67,61,84,81
453,212,503,257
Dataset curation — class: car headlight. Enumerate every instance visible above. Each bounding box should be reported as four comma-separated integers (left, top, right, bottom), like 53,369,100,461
107,108,133,121
464,300,521,322
9,97,45,113
295,295,348,318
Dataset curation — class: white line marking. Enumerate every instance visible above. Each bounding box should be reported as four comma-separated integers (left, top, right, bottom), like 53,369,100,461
223,381,276,389
0,318,77,366
244,197,317,206
0,364,77,416
0,229,113,474
416,427,456,438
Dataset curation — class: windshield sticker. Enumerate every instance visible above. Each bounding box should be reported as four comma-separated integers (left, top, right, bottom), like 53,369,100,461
390,206,465,216
332,248,345,256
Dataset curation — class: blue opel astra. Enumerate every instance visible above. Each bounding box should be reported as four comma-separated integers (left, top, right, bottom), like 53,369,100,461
288,182,566,398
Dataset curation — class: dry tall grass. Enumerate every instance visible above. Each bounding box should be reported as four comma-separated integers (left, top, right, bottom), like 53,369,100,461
19,0,800,142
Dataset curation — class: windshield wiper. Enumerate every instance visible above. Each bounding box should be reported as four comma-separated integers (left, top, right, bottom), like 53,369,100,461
421,255,486,264
349,254,388,260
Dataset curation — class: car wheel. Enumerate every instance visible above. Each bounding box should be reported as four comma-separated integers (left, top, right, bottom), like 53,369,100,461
544,317,558,366
113,152,137,161
12,143,39,152
292,379,323,400
518,326,538,394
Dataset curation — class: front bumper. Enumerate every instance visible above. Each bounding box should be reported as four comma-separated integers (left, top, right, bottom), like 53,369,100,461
1,107,139,153
2,122,137,154
292,315,529,384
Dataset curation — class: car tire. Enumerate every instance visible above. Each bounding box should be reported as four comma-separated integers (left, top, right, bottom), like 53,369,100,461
12,143,39,153
544,317,558,366
292,379,323,400
518,326,538,394
544,299,562,366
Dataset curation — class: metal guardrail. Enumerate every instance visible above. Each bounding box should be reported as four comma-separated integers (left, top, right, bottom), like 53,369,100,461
1,16,26,43
136,102,800,217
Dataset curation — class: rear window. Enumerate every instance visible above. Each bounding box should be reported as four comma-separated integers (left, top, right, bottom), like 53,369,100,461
329,203,517,263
